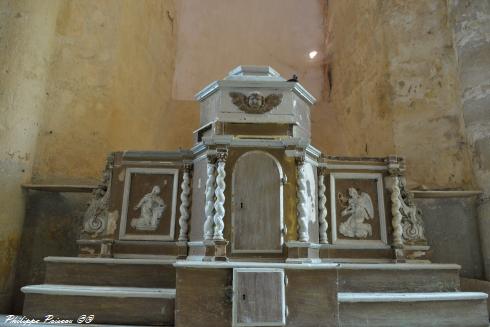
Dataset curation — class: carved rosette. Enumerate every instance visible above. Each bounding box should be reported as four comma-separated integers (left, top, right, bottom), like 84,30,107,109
213,150,228,240
178,164,193,241
203,157,216,240
318,169,329,243
296,156,309,242
82,153,114,238
229,92,283,114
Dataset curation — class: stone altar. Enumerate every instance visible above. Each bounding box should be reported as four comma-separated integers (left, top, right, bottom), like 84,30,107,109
20,66,489,327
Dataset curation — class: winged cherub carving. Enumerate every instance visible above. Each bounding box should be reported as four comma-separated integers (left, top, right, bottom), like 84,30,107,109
339,188,375,238
229,92,283,114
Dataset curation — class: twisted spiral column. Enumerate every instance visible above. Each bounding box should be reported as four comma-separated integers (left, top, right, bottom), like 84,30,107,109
203,160,216,240
296,157,309,242
213,152,227,240
318,171,329,243
178,165,192,241
391,176,403,247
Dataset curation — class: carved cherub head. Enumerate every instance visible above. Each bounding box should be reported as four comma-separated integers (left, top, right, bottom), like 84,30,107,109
247,92,264,109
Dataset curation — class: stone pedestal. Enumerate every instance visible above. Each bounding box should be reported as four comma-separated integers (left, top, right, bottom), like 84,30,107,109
203,240,229,262
286,241,321,263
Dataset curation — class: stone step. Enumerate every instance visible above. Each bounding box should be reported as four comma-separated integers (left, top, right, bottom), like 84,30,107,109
43,256,176,288
21,284,175,326
338,263,461,292
338,292,489,327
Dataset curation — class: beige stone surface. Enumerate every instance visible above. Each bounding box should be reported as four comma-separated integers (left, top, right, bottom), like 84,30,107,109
31,0,181,184
324,0,474,189
0,0,62,310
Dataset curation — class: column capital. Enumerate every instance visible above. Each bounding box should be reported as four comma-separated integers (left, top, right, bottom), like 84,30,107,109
216,148,228,162
386,155,405,176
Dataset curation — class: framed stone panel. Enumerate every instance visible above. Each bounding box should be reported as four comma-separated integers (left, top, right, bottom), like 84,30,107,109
330,172,387,247
119,167,179,241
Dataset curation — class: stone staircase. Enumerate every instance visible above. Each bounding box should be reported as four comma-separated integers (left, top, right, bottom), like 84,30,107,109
336,263,488,327
21,257,176,326
21,259,489,326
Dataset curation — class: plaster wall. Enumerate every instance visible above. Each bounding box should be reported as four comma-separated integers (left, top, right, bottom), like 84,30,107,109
30,0,181,184
325,0,474,190
449,0,490,280
0,0,61,311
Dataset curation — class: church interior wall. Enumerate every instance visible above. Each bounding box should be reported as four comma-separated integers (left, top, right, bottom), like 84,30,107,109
1,0,490,313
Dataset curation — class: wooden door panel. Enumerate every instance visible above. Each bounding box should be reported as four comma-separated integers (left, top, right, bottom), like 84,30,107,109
232,152,282,253
233,268,286,326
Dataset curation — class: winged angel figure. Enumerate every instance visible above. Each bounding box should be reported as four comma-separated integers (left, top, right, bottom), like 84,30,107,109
229,92,283,114
339,188,374,238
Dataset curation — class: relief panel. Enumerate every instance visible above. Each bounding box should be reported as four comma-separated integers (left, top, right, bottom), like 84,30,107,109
119,167,179,241
330,173,387,246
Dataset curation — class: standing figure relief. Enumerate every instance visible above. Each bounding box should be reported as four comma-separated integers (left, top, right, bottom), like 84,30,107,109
131,185,166,231
339,188,374,238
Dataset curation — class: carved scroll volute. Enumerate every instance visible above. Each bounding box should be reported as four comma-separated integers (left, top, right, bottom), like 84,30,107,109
203,156,216,240
178,164,193,241
296,155,309,242
213,150,228,240
318,168,329,244
386,156,426,246
82,153,114,238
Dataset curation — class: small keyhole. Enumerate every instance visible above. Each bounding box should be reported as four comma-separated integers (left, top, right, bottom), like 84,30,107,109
242,294,246,300
240,202,243,209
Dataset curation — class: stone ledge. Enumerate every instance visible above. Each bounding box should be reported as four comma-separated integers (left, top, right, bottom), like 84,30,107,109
338,292,488,303
21,284,176,299
44,256,176,265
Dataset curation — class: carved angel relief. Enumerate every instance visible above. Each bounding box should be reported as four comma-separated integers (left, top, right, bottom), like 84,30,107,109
398,179,426,243
229,92,283,114
131,185,166,231
338,188,374,238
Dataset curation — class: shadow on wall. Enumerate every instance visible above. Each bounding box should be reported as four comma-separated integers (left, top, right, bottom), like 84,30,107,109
12,190,90,314
416,196,484,279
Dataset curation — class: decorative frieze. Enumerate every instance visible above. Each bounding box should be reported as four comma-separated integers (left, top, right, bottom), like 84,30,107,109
178,164,193,241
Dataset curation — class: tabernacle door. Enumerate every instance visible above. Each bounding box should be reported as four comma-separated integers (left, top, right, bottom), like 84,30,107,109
232,151,284,253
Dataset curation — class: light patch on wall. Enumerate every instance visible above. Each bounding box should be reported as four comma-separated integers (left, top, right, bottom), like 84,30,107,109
309,51,318,59
173,0,326,100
